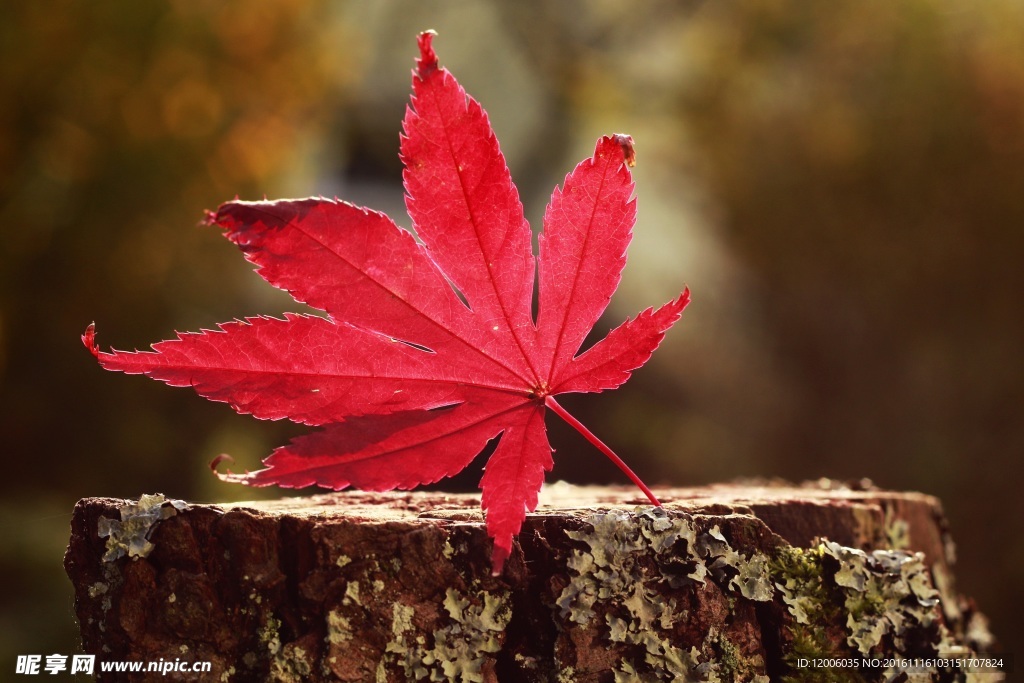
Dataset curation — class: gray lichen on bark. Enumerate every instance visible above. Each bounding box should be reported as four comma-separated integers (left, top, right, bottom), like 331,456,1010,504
64,483,1001,682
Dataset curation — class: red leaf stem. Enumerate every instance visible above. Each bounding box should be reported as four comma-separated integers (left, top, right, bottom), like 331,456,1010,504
544,395,661,507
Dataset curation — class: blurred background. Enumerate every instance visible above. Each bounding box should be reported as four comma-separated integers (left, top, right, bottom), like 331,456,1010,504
2,0,1021,665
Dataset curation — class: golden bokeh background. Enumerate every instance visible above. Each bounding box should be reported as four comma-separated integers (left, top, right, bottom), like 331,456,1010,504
2,0,1021,661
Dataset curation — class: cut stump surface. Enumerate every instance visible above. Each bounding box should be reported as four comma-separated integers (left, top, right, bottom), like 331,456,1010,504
64,482,1000,682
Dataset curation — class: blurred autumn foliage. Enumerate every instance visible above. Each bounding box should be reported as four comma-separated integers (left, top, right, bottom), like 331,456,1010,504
1,0,1020,662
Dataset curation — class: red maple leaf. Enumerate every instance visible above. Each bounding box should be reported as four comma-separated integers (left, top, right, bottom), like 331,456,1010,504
83,32,689,574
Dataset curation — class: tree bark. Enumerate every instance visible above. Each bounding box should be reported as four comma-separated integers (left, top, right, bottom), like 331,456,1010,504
64,482,1001,682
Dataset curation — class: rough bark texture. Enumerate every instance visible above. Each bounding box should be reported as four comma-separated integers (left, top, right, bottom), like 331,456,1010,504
65,481,1001,682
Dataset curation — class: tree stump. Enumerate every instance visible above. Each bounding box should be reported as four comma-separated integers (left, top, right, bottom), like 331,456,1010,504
64,482,1002,682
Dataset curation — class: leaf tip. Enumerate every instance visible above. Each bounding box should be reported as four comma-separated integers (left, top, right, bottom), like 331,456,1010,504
612,133,636,167
82,322,99,358
416,30,439,79
490,543,510,577
210,454,246,483
679,286,692,309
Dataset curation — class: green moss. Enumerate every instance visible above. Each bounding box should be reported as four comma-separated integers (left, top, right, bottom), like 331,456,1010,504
770,546,866,683
705,627,767,682
769,538,999,682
